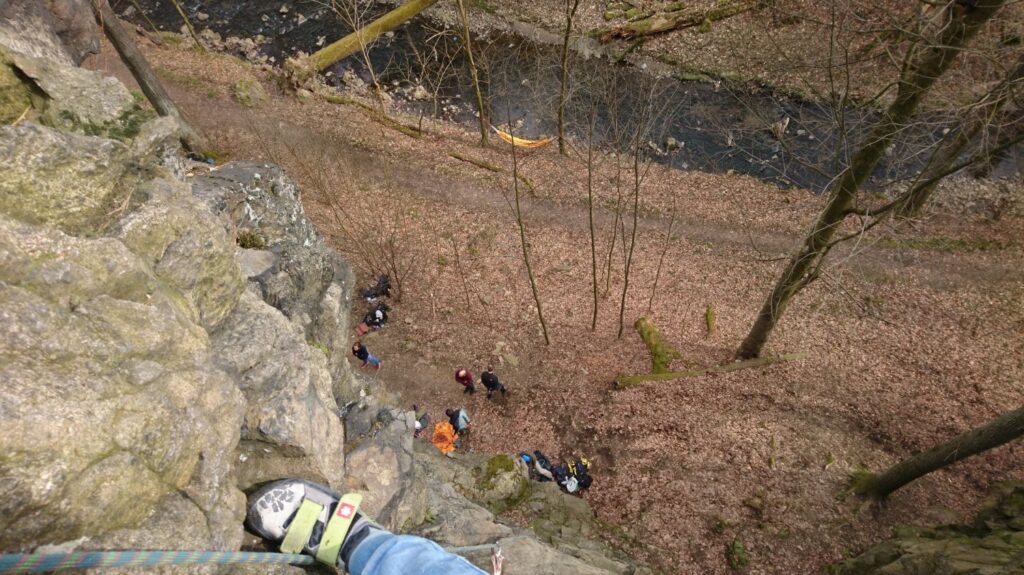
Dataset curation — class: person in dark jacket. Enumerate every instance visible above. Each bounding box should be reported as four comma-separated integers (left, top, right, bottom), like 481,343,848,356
352,341,381,369
454,368,475,394
480,366,507,399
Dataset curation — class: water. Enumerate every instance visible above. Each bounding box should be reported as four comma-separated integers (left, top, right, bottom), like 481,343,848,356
126,0,1021,191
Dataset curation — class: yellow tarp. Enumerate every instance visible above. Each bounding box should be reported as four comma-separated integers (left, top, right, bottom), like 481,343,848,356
491,126,552,149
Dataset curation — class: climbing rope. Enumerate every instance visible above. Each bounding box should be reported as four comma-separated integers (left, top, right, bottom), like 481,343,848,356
0,550,315,573
0,537,531,573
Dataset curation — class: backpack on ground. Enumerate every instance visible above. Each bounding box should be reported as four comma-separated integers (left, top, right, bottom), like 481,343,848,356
568,457,593,491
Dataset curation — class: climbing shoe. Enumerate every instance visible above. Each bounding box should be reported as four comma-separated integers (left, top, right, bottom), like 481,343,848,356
246,479,379,571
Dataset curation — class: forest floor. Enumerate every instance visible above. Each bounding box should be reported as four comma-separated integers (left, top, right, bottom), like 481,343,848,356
87,36,1024,574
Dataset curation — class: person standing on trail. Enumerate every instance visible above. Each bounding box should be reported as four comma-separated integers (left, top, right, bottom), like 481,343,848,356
352,341,381,370
454,368,475,394
480,366,507,399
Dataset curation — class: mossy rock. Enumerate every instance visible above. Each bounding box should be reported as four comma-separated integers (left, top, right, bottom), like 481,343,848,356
232,77,268,109
473,454,531,514
0,54,44,124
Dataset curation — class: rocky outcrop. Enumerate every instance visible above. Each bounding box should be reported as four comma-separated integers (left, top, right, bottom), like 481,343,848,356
191,162,358,404
832,482,1024,575
0,0,98,66
0,18,352,563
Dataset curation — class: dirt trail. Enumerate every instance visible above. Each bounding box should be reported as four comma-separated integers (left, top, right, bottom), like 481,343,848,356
87,40,1024,574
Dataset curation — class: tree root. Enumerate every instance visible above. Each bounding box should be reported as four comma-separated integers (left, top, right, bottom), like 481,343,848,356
447,150,538,196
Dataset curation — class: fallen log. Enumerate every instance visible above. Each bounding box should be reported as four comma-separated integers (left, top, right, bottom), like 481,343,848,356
634,316,681,374
614,352,806,389
319,92,423,139
91,0,210,154
596,0,754,42
447,150,538,195
310,0,440,71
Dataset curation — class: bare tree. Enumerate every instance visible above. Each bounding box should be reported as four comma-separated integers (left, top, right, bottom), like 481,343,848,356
557,0,581,155
168,0,206,52
326,0,388,113
507,115,550,345
455,0,489,146
586,108,599,330
647,215,676,314
737,0,1011,359
852,404,1024,500
895,54,1024,218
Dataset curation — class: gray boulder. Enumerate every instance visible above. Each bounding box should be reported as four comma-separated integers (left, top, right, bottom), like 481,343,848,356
0,0,99,66
0,123,129,234
0,214,246,551
345,409,423,531
191,162,358,403
832,482,1024,575
4,46,140,136
213,291,346,491
115,183,245,330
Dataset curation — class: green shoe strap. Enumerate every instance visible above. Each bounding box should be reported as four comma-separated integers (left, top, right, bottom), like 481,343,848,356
280,499,325,554
315,493,363,566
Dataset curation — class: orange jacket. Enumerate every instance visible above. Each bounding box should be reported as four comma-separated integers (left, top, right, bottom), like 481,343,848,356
431,421,457,455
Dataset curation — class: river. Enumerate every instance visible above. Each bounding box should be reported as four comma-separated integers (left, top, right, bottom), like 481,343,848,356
125,0,1022,192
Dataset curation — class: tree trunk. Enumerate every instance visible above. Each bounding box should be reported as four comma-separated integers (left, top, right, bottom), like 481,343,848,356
634,316,680,374
617,137,642,338
853,405,1024,499
455,0,488,146
587,111,599,331
597,0,753,42
91,0,209,154
169,0,206,52
557,0,581,155
647,216,675,313
311,0,440,71
737,0,1007,359
509,119,550,345
895,54,1024,218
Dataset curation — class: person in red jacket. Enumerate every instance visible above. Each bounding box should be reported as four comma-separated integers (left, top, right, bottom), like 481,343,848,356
454,368,475,395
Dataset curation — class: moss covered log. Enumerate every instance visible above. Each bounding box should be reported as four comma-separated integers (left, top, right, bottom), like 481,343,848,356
310,0,440,71
634,316,680,374
615,353,806,389
595,0,754,42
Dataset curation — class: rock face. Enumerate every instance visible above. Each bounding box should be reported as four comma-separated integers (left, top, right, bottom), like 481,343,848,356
832,482,1024,575
0,0,98,66
0,19,352,562
191,162,358,404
